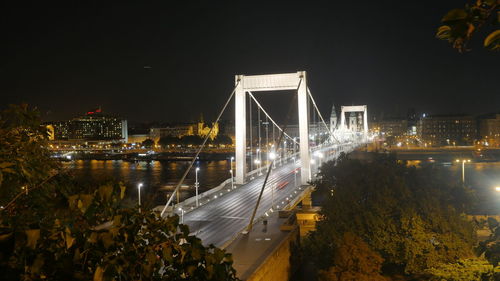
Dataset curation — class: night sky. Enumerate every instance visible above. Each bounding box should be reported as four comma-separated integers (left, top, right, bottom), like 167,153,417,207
1,1,498,123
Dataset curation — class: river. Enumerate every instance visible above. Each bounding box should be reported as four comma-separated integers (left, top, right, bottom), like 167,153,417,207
61,159,231,206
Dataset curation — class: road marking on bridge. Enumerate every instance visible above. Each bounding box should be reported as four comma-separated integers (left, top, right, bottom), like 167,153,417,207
220,215,247,220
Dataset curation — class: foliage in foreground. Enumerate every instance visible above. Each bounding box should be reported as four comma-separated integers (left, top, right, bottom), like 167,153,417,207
0,104,239,280
304,154,477,277
1,181,238,280
437,0,499,52
0,104,59,206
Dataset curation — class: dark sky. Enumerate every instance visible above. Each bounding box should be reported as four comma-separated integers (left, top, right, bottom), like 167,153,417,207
1,1,498,123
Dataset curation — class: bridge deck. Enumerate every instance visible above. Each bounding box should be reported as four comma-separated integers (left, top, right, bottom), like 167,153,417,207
182,159,303,247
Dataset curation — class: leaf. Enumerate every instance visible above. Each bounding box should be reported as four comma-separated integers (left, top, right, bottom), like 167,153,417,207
68,195,79,209
442,9,468,22
30,254,44,274
77,194,94,213
93,266,104,281
0,232,12,242
26,229,40,249
100,232,114,249
65,227,75,249
98,184,113,202
119,183,126,199
0,162,14,169
113,215,122,226
484,30,500,50
88,232,98,243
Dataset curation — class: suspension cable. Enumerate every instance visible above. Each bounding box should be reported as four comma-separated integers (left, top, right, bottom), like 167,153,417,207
307,87,340,144
160,81,240,217
249,94,253,171
247,92,299,145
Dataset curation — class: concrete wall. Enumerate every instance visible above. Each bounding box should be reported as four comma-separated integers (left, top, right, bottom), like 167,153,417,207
245,228,299,281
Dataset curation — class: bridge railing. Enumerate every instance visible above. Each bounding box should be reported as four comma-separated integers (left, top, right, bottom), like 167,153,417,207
168,141,363,215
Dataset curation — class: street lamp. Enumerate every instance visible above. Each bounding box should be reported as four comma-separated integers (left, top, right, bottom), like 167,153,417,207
294,168,298,187
455,159,471,183
195,167,200,207
137,183,143,212
178,208,184,224
256,148,262,175
269,151,276,169
495,186,500,192
230,169,234,189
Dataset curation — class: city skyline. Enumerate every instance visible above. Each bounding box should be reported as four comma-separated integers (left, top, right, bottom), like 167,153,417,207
1,1,498,123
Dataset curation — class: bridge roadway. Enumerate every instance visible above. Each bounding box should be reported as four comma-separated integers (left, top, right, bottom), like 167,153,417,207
182,159,304,248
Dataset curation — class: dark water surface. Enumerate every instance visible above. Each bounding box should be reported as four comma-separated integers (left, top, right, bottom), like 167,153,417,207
62,160,231,206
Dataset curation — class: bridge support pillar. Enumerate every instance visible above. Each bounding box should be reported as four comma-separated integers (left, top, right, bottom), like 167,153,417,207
297,71,311,185
235,75,246,185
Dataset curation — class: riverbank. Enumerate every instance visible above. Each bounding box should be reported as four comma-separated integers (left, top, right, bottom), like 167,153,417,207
55,151,234,161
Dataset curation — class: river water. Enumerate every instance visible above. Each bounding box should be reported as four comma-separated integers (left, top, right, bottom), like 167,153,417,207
62,158,500,214
61,160,231,206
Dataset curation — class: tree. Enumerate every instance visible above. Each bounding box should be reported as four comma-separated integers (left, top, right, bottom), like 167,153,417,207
1,181,239,280
158,136,180,148
303,154,477,275
142,138,155,148
437,0,499,52
212,134,233,145
318,233,387,281
0,104,239,280
0,104,59,207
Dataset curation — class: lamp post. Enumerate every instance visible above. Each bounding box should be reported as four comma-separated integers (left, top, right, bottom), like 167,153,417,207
455,159,471,183
137,183,143,212
195,167,200,207
256,148,262,175
230,169,234,189
178,208,184,224
294,168,298,187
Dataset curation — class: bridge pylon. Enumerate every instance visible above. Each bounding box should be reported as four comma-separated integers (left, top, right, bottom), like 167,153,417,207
234,71,311,185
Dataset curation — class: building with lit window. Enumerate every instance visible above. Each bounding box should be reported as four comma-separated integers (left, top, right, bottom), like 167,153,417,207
421,114,477,146
45,109,128,143
478,113,500,147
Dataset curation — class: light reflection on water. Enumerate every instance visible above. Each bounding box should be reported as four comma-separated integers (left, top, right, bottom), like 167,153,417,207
61,160,231,206
450,162,500,214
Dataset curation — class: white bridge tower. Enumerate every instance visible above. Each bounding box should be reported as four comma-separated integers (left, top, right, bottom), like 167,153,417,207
234,71,311,185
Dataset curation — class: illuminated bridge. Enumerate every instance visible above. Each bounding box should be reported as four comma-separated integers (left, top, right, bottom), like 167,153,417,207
157,71,371,248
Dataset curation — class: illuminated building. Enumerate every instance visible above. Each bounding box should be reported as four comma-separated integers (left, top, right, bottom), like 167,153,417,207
149,119,219,142
45,108,128,143
421,114,476,146
478,113,500,147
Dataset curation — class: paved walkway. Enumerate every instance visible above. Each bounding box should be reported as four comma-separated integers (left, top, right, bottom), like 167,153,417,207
225,211,295,280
